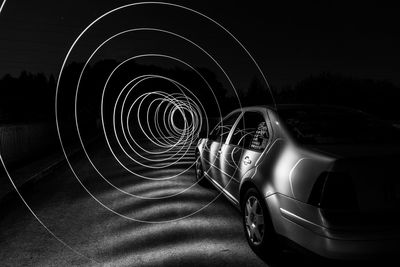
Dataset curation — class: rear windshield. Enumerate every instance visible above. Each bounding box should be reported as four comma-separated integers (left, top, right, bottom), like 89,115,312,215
278,107,400,145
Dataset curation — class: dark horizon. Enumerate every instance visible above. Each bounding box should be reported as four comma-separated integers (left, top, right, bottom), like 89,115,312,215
2,60,400,125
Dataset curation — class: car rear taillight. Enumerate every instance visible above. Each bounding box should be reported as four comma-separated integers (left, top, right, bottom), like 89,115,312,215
308,171,358,211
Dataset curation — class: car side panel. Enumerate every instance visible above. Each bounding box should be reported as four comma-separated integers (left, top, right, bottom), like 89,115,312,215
202,139,223,182
218,143,240,197
230,148,263,198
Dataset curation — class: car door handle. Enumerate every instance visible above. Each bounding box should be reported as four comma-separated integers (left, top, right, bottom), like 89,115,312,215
243,156,252,165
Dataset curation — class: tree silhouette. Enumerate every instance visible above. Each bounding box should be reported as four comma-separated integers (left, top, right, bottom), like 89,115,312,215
276,73,400,120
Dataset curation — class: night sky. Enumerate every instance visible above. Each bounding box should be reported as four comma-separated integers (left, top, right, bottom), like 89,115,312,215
0,1,399,89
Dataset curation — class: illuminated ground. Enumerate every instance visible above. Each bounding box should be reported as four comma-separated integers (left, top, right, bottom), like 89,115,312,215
0,139,374,266
0,139,266,266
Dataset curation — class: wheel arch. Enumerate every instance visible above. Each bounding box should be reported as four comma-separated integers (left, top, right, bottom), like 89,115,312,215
239,180,265,209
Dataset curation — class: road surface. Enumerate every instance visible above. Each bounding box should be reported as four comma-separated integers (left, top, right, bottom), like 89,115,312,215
0,138,375,266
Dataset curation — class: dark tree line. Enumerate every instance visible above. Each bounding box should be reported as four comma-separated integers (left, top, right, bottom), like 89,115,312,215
0,71,56,123
2,63,400,125
242,73,400,120
276,73,400,120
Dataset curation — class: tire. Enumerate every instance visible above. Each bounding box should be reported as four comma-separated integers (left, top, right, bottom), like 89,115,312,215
242,187,281,261
195,151,211,187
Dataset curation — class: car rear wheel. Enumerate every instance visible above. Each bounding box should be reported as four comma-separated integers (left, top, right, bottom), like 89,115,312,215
242,188,281,260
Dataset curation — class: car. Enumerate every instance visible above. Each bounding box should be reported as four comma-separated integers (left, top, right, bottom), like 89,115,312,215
195,104,400,260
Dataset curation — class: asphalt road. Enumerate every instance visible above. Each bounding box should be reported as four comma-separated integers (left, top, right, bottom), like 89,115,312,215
0,138,380,266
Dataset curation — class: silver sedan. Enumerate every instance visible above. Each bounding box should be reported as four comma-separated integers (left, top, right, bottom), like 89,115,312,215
195,105,400,260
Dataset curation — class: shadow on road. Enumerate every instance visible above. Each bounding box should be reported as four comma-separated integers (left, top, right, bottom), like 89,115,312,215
1,139,396,266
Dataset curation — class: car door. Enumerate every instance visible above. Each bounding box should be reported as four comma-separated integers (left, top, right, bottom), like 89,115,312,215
217,112,244,193
203,111,242,186
220,110,272,198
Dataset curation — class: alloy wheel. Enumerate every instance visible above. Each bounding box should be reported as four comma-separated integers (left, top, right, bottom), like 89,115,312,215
244,195,264,245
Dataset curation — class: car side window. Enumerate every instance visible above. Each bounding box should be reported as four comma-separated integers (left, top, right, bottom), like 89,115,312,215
209,112,241,143
229,111,270,151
